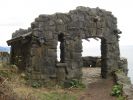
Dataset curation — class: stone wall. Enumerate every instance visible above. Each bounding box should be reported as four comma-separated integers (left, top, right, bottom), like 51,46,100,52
115,72,133,100
12,28,31,38
82,56,128,70
114,57,133,100
82,56,101,67
118,57,128,75
7,6,121,82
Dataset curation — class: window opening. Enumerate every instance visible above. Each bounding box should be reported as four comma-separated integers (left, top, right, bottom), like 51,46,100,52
57,33,65,63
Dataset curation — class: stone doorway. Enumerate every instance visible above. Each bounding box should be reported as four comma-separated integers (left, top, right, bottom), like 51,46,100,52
82,38,102,85
82,38,101,68
82,37,108,79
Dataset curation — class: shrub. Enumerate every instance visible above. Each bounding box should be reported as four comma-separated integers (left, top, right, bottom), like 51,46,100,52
31,81,42,88
64,79,85,88
111,84,123,97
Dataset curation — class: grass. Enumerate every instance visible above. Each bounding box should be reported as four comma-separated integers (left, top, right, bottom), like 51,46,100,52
12,85,80,100
116,96,126,100
36,92,77,100
0,62,84,100
12,83,81,100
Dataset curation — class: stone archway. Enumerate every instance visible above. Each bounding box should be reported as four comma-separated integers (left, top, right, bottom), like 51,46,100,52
7,6,121,82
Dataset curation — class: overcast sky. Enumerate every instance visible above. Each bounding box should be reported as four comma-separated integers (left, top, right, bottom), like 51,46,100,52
0,0,133,46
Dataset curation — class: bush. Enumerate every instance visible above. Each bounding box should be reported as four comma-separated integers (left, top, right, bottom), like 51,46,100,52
31,81,42,88
64,79,85,88
111,84,123,97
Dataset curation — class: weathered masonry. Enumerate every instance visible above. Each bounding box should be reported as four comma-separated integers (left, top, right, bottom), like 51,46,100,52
7,6,121,82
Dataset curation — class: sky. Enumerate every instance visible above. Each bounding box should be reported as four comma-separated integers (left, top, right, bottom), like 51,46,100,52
0,0,133,46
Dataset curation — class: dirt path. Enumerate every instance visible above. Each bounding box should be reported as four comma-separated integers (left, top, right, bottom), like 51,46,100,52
80,68,116,100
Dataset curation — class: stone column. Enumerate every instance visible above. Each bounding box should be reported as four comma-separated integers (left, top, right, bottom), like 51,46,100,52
101,36,120,78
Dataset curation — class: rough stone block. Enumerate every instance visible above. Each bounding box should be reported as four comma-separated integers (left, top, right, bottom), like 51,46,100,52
56,25,66,32
56,63,67,67
45,31,53,40
49,20,55,26
32,74,41,80
46,40,57,49
89,28,97,35
47,49,56,57
56,68,66,81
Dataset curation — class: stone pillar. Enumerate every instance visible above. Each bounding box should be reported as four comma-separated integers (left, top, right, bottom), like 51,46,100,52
56,63,67,81
29,29,58,81
101,36,120,78
64,33,82,80
101,38,107,78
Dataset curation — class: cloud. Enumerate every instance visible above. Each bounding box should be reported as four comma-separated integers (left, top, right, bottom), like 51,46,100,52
0,0,133,46
0,23,23,27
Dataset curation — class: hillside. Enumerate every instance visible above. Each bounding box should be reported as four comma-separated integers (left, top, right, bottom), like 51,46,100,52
0,62,118,100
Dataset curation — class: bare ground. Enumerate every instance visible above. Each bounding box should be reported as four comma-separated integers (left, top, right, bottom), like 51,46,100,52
79,68,116,100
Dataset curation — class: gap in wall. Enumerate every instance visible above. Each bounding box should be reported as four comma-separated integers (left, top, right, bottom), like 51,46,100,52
57,41,60,62
82,38,101,57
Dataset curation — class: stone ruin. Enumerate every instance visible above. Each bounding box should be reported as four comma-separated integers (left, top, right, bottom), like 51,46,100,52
0,52,10,63
7,6,122,83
